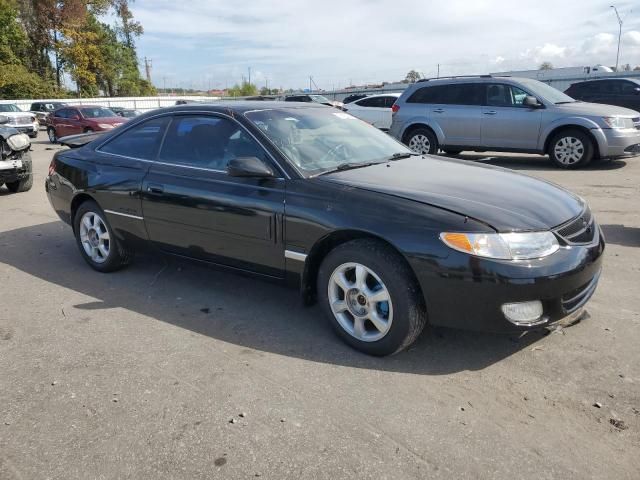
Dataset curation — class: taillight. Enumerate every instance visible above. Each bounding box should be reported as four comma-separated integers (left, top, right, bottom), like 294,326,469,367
391,104,400,114
48,158,56,176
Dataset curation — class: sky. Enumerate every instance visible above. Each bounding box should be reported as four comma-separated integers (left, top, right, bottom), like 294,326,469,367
128,0,640,91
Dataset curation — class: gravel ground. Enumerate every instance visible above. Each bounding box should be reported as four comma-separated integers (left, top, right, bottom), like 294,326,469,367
1,139,639,479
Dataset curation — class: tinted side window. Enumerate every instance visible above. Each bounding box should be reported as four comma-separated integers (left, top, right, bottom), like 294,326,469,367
485,84,530,107
446,84,484,105
621,81,640,95
383,96,398,108
598,81,620,94
54,109,68,118
99,116,169,160
159,115,267,171
357,97,386,107
407,85,446,104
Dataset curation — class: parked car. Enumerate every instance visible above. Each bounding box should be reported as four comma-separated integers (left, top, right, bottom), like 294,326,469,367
116,109,142,118
283,94,344,110
0,104,39,138
29,101,68,124
0,115,33,193
46,102,604,356
343,93,401,130
389,75,640,168
47,105,124,143
342,93,370,104
564,78,640,112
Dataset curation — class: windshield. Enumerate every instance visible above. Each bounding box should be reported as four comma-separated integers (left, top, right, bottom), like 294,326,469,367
518,78,576,104
0,104,22,112
80,107,116,118
245,107,412,176
45,103,66,111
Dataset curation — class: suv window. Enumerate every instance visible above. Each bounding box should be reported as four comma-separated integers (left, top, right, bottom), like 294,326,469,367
486,84,530,107
384,96,398,108
159,115,267,171
407,84,483,105
99,116,169,160
54,109,69,118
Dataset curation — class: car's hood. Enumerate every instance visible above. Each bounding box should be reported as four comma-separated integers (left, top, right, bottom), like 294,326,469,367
0,112,32,119
87,116,125,124
556,101,639,117
320,156,584,232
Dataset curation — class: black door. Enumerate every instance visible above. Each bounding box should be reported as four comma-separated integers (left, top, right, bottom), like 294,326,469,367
141,114,286,277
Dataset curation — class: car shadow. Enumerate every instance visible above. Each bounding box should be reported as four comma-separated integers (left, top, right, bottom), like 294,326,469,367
601,224,640,248
443,152,629,171
0,221,549,375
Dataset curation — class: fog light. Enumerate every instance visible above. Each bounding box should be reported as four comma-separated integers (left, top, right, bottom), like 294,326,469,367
501,301,545,326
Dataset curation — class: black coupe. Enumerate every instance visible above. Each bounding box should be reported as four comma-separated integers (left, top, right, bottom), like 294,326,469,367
46,102,604,355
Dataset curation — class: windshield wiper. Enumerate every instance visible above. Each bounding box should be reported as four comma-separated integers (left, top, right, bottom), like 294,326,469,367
385,152,421,161
315,161,381,176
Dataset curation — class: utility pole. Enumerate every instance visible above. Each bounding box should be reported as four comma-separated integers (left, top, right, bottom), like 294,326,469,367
610,5,631,72
248,67,251,86
144,57,152,83
437,64,440,79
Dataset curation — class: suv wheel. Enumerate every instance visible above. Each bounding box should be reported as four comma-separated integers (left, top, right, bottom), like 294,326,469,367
318,239,427,356
549,130,594,169
47,127,57,143
406,128,438,155
74,200,131,272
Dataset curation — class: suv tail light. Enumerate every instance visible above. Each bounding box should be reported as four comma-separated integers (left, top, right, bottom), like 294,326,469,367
48,158,56,176
391,103,400,114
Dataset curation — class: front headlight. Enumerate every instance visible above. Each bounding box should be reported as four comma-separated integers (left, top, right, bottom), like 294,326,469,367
6,133,30,151
97,123,115,129
602,116,634,129
440,231,559,260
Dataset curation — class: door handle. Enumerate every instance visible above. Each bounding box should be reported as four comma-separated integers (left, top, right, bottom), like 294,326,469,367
147,184,164,194
483,110,497,115
433,108,445,113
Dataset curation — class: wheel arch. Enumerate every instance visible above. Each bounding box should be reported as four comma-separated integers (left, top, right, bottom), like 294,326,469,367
70,192,97,230
401,122,440,144
543,124,602,159
301,229,424,307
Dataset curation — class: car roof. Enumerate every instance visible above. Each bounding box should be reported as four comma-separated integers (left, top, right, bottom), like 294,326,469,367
155,101,329,115
357,92,402,98
572,77,640,84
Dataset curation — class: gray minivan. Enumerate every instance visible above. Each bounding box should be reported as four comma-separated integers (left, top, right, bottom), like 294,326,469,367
389,76,640,168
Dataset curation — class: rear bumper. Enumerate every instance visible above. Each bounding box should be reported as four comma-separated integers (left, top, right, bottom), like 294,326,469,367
408,226,605,333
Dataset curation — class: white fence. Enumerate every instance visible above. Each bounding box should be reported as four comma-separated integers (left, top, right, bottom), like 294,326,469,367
0,96,219,113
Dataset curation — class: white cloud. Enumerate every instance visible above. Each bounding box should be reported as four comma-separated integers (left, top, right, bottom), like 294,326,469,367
130,1,640,88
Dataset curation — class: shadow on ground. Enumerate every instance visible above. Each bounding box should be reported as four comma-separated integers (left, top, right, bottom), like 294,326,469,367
0,221,548,375
601,224,640,248
444,152,629,172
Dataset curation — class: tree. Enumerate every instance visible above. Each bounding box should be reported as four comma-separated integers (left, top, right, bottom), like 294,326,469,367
228,81,258,97
404,70,422,83
539,62,553,70
634,66,640,71
112,0,143,49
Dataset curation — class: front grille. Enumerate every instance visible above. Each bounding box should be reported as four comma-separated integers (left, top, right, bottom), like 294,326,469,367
561,270,601,314
555,206,597,245
13,116,32,125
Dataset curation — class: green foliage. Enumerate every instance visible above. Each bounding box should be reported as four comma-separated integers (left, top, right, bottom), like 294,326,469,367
227,82,258,97
404,70,422,83
539,62,553,70
1,0,154,99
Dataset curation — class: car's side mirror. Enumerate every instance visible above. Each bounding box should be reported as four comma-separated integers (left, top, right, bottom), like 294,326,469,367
0,115,8,125
634,87,640,95
227,156,275,178
523,96,543,108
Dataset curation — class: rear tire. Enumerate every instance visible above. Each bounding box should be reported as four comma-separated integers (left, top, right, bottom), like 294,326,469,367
5,155,33,193
405,128,438,155
549,129,594,169
318,239,427,356
73,200,131,272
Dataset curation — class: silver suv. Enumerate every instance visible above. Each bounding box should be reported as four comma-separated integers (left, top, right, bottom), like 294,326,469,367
389,76,640,168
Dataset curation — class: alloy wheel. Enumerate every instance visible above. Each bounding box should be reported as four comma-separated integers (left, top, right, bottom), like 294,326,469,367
554,136,585,165
79,211,110,264
48,128,56,143
408,134,431,155
328,262,393,342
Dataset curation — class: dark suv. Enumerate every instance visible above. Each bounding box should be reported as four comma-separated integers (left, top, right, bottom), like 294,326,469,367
565,78,640,112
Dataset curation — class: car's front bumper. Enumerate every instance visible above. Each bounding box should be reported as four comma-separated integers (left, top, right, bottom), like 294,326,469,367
594,127,640,158
8,123,38,136
408,226,605,333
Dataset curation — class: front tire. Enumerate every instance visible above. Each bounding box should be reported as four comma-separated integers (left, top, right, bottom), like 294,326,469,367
318,239,427,356
549,129,594,169
405,128,438,155
73,200,131,272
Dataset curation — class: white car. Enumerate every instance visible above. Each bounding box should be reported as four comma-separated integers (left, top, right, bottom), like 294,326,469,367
343,93,401,130
0,104,39,138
